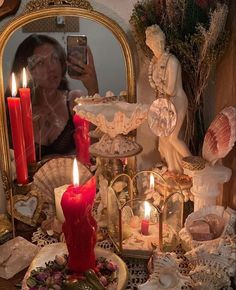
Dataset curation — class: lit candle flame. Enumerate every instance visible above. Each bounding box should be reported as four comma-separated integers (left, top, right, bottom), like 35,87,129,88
73,158,79,186
144,201,151,220
11,73,17,97
150,173,154,190
22,67,27,88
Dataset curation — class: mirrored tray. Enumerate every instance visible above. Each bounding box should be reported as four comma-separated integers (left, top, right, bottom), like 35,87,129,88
22,243,128,290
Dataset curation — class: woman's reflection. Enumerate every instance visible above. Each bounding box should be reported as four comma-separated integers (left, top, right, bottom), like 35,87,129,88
7,34,98,159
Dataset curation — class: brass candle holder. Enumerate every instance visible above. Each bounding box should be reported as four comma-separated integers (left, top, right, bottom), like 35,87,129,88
107,170,184,259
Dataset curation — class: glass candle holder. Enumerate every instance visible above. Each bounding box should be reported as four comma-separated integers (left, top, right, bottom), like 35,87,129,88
107,171,185,258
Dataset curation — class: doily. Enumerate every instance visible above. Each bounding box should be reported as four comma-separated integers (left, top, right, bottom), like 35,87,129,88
32,227,58,247
148,98,177,136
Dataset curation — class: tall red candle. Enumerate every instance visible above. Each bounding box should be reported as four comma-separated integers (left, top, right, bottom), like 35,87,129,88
7,73,28,184
73,114,90,165
61,159,96,273
19,68,36,164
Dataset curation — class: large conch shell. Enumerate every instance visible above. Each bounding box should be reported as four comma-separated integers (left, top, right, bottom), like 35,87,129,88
33,157,92,205
202,106,236,165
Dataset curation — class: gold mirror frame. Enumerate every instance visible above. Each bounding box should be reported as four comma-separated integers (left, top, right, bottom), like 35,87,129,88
0,1,136,190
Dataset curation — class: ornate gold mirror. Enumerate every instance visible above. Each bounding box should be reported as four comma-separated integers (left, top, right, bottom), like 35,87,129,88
0,0,136,222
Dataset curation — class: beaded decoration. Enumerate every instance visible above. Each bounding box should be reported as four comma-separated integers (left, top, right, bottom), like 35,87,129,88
148,52,171,97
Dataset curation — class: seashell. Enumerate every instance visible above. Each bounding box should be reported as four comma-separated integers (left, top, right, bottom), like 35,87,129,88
74,101,149,139
129,216,140,228
112,181,127,193
138,251,192,290
33,157,92,205
148,98,177,137
41,217,62,236
185,235,236,278
89,134,142,158
122,206,134,224
189,264,231,290
179,205,236,251
202,106,236,165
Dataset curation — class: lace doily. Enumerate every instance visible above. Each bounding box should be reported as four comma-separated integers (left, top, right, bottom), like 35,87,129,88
32,227,58,247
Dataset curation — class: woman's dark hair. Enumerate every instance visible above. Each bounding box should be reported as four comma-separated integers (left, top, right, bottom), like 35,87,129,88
5,34,70,147
6,34,69,97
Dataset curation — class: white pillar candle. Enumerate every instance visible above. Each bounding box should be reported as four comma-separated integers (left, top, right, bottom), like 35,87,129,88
54,184,69,223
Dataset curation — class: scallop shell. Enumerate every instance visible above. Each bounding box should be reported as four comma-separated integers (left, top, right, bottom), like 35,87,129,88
112,181,127,193
33,157,92,204
179,205,236,251
148,98,177,137
202,106,236,165
122,205,134,223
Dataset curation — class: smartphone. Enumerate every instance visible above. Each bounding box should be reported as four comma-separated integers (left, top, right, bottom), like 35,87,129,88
67,35,87,77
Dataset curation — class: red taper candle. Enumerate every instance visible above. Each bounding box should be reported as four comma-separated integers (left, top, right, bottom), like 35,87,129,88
7,73,28,184
73,114,90,165
19,68,36,164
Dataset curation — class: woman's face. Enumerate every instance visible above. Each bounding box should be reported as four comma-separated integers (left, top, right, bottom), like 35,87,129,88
28,43,62,90
146,33,164,55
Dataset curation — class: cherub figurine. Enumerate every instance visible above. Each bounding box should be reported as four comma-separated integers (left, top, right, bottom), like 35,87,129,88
146,25,191,173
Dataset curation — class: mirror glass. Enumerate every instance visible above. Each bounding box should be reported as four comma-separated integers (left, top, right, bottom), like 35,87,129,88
3,16,126,96
0,5,135,187
0,5,136,242
2,15,127,161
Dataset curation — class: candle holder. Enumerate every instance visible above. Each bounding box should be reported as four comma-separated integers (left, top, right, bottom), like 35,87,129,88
107,170,185,259
13,179,34,195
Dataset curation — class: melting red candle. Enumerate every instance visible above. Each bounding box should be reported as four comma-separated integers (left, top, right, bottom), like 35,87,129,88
73,113,90,166
141,201,151,235
61,159,97,273
19,68,36,164
7,73,28,184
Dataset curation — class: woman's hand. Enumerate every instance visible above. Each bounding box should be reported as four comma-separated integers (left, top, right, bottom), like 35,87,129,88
67,47,99,95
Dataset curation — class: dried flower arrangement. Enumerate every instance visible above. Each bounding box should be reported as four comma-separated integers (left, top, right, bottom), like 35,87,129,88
130,0,229,153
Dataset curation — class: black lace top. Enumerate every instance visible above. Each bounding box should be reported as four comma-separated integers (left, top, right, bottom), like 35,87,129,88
36,100,75,159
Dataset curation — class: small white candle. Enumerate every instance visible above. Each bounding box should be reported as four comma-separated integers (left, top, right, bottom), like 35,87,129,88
54,184,69,223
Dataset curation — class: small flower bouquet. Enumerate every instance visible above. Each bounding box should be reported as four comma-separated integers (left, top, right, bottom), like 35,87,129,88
130,0,229,153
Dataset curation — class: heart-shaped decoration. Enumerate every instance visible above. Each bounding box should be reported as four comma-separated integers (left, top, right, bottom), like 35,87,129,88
7,187,43,226
14,196,37,218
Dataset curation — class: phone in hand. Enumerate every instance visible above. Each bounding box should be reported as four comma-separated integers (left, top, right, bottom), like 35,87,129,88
67,35,87,77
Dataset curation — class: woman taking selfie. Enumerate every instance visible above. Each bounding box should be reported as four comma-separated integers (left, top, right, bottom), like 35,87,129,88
6,34,98,159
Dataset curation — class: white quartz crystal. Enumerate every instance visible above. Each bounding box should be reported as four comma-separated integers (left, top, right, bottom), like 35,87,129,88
0,236,38,279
